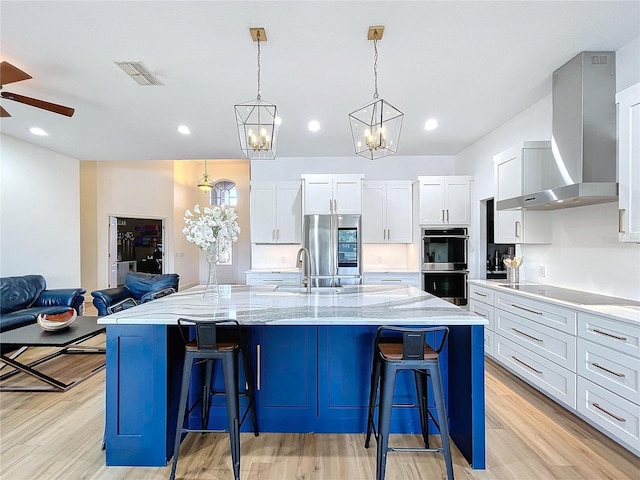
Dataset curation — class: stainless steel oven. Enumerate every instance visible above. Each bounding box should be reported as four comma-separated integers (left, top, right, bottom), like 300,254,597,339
421,228,469,305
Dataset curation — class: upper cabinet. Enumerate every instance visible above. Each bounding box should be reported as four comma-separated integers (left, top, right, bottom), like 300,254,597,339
418,176,472,226
617,83,640,243
493,142,551,244
302,174,363,215
250,181,301,243
362,181,413,243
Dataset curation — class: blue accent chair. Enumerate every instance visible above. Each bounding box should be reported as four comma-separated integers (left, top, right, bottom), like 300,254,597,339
91,272,179,316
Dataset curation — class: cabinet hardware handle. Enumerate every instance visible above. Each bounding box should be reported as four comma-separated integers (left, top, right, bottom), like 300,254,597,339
591,362,625,378
474,291,487,297
433,282,437,290
442,210,445,222
512,328,543,342
515,221,521,238
383,229,387,240
382,279,402,282
387,229,390,240
619,209,625,233
446,209,449,222
592,328,627,342
511,304,543,315
256,344,261,391
511,355,543,374
329,199,333,213
592,402,626,423
334,199,337,212
474,311,488,318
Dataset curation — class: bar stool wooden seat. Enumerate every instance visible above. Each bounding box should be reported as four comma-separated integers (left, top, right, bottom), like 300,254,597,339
365,326,454,480
169,318,258,480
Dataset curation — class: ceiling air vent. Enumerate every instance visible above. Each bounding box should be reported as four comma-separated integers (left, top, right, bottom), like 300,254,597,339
115,61,163,86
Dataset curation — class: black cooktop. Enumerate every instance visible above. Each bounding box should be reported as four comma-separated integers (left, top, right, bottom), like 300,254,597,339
499,284,640,307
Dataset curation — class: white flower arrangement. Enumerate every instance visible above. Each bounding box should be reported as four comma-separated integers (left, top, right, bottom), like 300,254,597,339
182,204,240,263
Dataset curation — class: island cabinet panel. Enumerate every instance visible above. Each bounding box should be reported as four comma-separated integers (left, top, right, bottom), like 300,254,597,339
105,324,184,466
254,326,318,431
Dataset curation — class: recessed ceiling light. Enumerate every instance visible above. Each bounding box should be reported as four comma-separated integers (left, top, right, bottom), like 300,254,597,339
29,127,48,136
424,118,439,131
177,125,191,135
308,120,320,132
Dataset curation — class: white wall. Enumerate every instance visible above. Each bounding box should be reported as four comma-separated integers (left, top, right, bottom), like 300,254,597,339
456,37,640,301
0,134,81,288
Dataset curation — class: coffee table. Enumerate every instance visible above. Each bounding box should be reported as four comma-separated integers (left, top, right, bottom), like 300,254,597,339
0,316,105,392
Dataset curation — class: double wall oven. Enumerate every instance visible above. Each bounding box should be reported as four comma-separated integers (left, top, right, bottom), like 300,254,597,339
421,227,469,306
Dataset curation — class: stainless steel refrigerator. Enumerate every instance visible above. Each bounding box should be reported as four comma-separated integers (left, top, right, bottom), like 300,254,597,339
303,214,362,287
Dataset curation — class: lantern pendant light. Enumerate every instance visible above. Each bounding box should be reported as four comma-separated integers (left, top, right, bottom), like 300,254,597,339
234,27,279,160
349,26,403,160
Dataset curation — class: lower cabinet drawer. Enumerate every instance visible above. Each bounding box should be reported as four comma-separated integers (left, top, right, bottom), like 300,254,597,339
576,376,640,456
495,335,576,409
495,309,576,371
484,329,495,358
577,339,640,404
470,300,495,331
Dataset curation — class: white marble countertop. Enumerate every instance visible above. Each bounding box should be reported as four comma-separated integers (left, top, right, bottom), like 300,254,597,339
468,279,640,325
98,284,486,326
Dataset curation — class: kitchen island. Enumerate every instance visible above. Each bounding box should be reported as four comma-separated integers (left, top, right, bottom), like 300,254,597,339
98,284,487,469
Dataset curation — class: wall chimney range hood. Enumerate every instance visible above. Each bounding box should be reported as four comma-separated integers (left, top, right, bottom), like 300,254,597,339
497,52,618,211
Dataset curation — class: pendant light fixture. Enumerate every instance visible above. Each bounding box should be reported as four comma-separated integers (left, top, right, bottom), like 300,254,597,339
197,159,214,191
234,27,279,160
349,26,403,160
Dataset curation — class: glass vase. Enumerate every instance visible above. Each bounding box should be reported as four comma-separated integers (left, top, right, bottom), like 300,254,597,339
204,253,220,296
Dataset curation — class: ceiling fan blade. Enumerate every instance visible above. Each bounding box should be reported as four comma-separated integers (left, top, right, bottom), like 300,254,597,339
1,91,74,117
0,61,32,86
0,105,10,117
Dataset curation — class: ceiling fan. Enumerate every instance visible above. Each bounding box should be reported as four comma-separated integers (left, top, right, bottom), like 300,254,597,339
1,61,75,117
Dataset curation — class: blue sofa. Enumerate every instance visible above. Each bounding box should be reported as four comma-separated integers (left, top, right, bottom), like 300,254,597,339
0,275,86,333
91,272,179,316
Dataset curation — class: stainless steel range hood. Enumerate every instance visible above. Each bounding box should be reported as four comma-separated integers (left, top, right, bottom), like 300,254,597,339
497,52,618,211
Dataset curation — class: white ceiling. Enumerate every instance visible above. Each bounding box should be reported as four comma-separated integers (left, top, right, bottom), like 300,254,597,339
1,1,638,161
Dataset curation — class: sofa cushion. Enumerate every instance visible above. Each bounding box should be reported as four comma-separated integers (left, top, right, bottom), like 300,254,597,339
0,275,46,314
0,311,38,332
124,273,179,299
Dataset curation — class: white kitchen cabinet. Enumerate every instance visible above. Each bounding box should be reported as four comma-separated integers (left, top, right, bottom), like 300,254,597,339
575,312,640,455
616,82,640,243
494,334,577,409
301,174,363,215
468,280,640,456
493,142,552,244
469,283,496,358
363,271,421,287
362,181,412,243
250,181,301,244
245,271,302,286
418,176,472,226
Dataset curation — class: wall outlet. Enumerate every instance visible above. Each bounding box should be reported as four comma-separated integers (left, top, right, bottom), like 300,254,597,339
539,265,546,277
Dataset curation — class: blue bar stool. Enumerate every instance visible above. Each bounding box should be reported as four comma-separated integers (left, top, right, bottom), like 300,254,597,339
365,326,454,480
170,318,258,480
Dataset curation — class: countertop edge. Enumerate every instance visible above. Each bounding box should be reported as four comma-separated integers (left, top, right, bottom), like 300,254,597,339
468,279,640,325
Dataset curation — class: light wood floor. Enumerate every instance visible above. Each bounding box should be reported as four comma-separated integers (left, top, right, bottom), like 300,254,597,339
1,330,638,479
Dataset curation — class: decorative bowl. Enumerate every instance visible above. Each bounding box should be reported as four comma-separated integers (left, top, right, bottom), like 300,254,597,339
37,309,77,331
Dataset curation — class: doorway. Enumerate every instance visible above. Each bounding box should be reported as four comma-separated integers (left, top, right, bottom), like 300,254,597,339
109,216,165,287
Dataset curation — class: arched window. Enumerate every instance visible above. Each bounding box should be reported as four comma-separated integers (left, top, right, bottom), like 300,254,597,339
211,180,237,207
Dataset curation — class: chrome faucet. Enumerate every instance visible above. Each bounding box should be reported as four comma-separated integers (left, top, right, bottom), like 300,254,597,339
296,247,311,294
